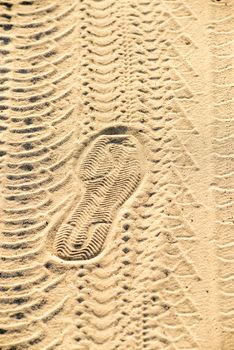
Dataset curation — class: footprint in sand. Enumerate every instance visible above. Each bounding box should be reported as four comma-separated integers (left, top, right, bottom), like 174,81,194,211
53,133,144,261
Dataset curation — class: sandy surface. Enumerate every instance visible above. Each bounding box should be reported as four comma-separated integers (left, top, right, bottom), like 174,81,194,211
0,0,233,349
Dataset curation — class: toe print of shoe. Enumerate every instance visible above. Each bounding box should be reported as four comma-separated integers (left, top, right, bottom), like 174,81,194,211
53,132,145,261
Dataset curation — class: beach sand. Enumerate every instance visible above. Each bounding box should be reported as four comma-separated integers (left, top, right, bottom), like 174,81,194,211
0,1,233,349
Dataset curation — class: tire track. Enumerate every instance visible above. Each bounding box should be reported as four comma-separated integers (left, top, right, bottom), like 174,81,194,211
70,1,146,348
114,1,202,348
209,1,233,349
0,1,80,349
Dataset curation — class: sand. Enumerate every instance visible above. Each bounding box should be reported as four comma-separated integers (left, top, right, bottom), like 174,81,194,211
0,0,233,349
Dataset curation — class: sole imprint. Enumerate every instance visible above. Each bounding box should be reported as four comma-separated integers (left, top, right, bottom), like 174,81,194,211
53,133,144,261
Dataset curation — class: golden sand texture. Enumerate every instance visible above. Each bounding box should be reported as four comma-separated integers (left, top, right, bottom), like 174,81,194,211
0,0,233,349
